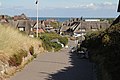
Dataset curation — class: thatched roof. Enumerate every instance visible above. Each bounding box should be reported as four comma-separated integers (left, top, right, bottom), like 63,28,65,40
73,21,110,33
18,20,31,27
61,20,110,33
60,26,70,32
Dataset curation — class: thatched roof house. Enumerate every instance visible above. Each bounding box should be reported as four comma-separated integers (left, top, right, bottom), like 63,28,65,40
74,21,110,33
13,13,28,21
0,15,9,24
10,20,32,34
60,20,110,36
33,21,45,33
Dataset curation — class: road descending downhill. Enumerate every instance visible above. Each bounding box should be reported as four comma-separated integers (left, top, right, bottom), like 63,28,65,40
10,40,96,80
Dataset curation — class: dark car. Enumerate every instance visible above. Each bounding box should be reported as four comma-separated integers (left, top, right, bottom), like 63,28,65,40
77,50,89,59
69,47,77,53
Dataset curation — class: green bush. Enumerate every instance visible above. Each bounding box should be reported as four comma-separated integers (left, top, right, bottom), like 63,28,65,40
17,49,28,58
102,34,110,44
51,42,62,51
8,54,23,67
40,32,67,51
58,37,68,46
50,22,59,29
8,49,28,67
81,23,120,80
29,46,34,55
40,36,52,51
33,54,37,58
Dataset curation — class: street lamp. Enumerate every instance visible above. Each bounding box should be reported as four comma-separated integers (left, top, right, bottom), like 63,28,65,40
36,0,39,37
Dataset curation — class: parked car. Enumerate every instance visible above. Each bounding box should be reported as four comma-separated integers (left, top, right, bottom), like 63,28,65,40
69,47,77,53
77,50,89,59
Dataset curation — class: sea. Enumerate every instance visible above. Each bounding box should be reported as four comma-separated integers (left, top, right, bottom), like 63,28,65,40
29,17,70,22
29,17,113,22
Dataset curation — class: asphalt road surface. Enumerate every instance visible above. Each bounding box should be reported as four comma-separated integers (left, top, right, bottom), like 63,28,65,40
10,40,96,80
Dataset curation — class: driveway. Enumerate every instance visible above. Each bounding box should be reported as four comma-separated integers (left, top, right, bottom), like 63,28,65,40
10,40,96,80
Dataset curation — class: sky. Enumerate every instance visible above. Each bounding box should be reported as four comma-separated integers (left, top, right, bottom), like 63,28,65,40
0,0,119,18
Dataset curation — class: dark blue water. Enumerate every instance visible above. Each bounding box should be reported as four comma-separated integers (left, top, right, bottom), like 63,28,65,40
29,17,70,22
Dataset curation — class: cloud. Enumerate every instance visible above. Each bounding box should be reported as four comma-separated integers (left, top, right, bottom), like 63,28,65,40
12,6,25,9
98,2,116,10
39,7,117,18
38,2,117,17
0,6,117,18
33,2,117,17
63,2,116,10
104,2,113,5
60,3,97,10
65,6,70,9
0,2,1,6
56,2,115,10
85,3,97,9
0,2,117,18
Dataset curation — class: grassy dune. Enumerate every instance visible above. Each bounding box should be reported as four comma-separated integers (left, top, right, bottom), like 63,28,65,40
0,24,44,57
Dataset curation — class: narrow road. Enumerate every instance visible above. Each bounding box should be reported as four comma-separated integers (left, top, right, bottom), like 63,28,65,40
10,40,96,80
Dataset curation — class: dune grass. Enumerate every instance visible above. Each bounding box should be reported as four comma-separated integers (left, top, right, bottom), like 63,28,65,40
0,24,44,57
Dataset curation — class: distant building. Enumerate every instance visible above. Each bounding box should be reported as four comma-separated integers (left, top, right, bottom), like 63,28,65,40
85,19,100,22
73,21,109,37
18,20,32,34
60,18,110,37
33,21,45,33
9,14,32,34
0,15,9,24
13,13,28,21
